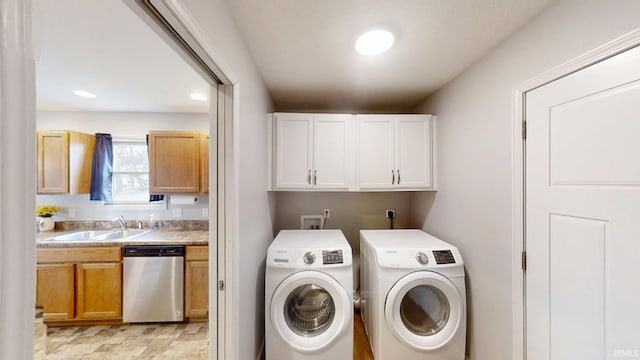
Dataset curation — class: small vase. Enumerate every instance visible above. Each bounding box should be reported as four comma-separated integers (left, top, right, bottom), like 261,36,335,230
38,216,55,232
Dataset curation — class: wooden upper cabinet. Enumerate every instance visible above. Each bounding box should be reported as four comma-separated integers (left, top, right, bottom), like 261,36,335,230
37,130,95,194
200,133,210,194
148,131,209,194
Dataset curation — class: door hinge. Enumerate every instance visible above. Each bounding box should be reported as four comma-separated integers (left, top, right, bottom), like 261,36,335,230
218,280,225,291
521,121,527,140
521,251,527,271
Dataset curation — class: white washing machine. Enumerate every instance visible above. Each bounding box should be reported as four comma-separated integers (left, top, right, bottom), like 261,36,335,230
266,230,353,359
360,229,466,360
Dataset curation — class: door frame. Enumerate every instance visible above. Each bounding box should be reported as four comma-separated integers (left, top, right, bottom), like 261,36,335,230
126,1,240,359
511,28,640,360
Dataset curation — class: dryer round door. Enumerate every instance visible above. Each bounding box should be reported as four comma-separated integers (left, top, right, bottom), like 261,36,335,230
385,271,463,351
270,271,351,353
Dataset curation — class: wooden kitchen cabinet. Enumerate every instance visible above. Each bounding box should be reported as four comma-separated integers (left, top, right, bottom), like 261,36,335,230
270,113,352,190
358,114,436,190
185,245,209,320
76,262,122,319
148,131,209,194
36,263,75,321
37,130,95,194
200,133,210,194
36,246,122,323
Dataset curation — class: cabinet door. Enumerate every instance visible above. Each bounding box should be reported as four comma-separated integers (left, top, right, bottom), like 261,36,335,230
275,114,313,189
200,133,210,194
68,131,95,194
36,264,75,321
185,260,209,318
37,131,69,194
76,262,122,320
313,115,350,189
358,115,396,189
149,132,201,193
397,115,432,189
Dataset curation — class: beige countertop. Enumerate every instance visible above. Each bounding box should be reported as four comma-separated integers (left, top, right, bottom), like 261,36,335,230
36,229,209,248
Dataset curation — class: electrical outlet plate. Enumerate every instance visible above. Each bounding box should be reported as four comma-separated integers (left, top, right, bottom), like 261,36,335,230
68,208,76,219
172,208,183,218
323,209,330,218
202,208,209,217
386,209,396,218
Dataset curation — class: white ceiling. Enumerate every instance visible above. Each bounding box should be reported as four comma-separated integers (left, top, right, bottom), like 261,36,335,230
36,0,210,113
223,0,556,112
36,0,556,114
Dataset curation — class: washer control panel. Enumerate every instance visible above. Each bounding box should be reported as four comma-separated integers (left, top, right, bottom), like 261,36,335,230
433,250,456,264
322,250,344,265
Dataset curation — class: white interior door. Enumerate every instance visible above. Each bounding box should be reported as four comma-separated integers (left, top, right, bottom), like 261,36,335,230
526,45,640,360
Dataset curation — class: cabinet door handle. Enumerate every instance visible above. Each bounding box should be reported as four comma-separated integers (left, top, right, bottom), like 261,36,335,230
392,170,395,185
313,170,317,185
397,169,401,184
308,170,311,185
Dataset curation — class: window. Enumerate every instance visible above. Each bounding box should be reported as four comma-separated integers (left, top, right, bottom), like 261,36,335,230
111,139,150,203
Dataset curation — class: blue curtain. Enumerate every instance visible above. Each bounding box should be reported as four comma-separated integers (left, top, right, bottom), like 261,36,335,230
146,134,164,202
90,133,113,201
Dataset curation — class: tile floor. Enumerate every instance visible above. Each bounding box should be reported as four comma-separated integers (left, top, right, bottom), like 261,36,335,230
46,323,208,360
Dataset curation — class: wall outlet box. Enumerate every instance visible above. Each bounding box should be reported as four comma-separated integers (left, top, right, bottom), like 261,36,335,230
172,208,183,218
68,208,76,219
202,208,209,217
386,209,396,218
323,209,331,218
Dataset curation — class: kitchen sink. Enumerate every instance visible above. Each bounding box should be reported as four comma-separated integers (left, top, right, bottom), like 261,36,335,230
43,229,153,242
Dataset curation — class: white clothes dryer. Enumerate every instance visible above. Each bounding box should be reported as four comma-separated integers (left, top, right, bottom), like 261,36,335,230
266,230,353,360
360,229,466,360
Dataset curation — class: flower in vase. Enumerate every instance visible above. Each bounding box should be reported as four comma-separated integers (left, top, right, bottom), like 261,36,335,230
36,205,63,217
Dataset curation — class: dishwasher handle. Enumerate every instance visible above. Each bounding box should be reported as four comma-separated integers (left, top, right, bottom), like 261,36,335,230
123,245,185,257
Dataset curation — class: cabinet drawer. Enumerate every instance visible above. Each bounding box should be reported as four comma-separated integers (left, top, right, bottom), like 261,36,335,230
37,246,121,263
186,246,209,261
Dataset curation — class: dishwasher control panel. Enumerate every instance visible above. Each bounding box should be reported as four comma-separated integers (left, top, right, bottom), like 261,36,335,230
123,245,185,257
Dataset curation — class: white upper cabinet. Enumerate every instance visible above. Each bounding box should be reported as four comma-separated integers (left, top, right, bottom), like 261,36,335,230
268,113,435,192
270,113,352,190
358,114,436,190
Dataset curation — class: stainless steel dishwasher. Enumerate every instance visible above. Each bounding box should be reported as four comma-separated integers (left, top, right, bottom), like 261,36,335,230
123,245,185,323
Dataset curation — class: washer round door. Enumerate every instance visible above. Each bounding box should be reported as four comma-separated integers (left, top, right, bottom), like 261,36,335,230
385,271,463,351
270,271,351,353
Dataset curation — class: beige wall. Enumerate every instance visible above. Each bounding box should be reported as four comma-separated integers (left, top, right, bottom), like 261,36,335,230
411,1,640,359
274,192,414,251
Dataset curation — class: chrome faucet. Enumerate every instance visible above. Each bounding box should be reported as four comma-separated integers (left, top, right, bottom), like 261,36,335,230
112,215,127,231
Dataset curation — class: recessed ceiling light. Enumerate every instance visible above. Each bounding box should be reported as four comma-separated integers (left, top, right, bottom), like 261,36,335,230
190,92,208,102
355,29,395,56
72,89,96,99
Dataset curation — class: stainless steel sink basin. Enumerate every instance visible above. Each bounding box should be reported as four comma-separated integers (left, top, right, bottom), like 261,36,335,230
44,229,153,242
